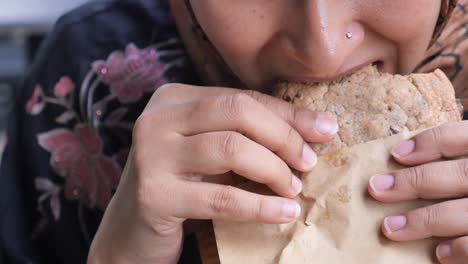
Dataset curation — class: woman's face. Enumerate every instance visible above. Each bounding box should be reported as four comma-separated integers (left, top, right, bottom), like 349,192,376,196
186,0,441,91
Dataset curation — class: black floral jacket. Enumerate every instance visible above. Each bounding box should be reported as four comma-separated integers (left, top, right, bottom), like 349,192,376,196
0,1,201,263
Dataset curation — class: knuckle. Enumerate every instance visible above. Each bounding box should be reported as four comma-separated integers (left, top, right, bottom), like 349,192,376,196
222,93,254,121
133,112,151,130
210,185,237,214
128,137,184,235
135,178,153,212
152,83,181,99
133,115,152,143
132,156,160,208
456,159,468,189
406,166,427,191
191,134,210,155
458,238,468,256
427,126,445,146
134,175,157,219
133,112,166,142
220,132,242,159
133,113,148,131
242,89,263,101
184,100,204,122
132,165,175,235
150,83,191,111
419,205,440,230
253,197,263,221
286,104,301,125
464,199,468,217
279,125,302,152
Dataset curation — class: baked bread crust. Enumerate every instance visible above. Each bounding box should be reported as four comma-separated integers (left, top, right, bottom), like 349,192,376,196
273,66,461,155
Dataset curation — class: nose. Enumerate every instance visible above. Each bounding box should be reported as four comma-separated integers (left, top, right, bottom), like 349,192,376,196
286,0,364,78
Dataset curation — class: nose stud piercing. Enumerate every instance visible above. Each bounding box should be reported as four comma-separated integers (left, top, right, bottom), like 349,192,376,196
346,32,353,39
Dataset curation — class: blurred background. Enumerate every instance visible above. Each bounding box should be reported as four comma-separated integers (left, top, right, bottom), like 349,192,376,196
0,0,91,160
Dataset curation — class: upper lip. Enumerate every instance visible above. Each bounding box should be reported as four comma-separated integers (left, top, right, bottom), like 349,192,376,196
279,59,382,84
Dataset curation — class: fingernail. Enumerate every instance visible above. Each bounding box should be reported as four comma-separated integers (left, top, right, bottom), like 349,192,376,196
315,114,339,136
291,174,303,195
384,215,407,233
302,143,317,168
391,140,415,158
281,201,301,220
369,175,395,192
436,243,452,259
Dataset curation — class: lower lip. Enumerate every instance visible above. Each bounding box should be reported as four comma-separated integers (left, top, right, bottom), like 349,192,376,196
278,60,385,85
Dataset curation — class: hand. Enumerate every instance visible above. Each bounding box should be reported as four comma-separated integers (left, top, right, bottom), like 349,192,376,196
368,121,468,264
88,84,338,263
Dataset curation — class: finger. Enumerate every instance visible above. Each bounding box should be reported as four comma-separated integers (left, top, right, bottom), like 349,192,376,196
437,237,468,264
150,84,338,143
169,95,332,171
149,83,235,107
174,181,301,224
368,159,468,202
242,89,339,143
382,198,468,241
177,132,302,198
169,91,338,144
390,121,468,166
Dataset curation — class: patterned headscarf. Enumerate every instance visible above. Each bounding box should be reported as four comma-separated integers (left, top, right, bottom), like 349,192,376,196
431,0,458,46
418,0,468,104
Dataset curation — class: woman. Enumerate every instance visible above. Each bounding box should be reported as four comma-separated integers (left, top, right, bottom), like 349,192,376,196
2,0,468,263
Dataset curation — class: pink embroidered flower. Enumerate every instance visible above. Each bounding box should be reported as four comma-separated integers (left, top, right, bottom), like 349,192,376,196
92,43,168,103
53,76,75,98
25,85,45,115
37,124,121,209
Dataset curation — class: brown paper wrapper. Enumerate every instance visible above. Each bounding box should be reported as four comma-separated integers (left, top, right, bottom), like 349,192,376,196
214,129,441,264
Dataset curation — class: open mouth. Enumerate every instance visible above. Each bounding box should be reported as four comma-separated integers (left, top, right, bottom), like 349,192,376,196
372,60,384,72
277,59,386,86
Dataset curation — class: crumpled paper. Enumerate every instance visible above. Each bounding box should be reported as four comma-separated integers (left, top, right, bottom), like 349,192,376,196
213,129,440,264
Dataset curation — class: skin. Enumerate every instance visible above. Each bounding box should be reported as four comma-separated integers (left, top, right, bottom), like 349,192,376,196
88,1,468,263
188,0,440,90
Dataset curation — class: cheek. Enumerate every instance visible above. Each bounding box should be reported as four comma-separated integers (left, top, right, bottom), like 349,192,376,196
190,0,279,88
362,0,441,72
366,0,440,39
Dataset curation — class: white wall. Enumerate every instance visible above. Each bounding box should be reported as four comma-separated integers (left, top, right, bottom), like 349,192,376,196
0,0,90,29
